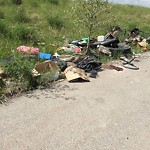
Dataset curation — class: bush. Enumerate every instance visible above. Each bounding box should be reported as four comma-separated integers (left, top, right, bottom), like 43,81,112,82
48,16,63,29
0,52,56,91
0,11,5,19
0,22,8,36
30,1,39,7
13,8,30,23
1,53,38,89
0,0,11,6
11,25,38,43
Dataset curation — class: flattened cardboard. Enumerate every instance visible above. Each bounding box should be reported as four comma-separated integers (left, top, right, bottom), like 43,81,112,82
64,66,89,82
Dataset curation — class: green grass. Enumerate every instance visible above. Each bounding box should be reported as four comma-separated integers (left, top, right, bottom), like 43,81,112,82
112,5,150,37
0,1,150,58
0,0,150,63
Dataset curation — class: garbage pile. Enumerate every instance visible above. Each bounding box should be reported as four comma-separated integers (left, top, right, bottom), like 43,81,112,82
1,27,150,84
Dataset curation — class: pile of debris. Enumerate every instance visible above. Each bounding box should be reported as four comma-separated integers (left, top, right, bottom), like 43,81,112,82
0,27,150,85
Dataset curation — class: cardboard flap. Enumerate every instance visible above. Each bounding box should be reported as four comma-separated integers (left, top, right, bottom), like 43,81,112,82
35,60,59,73
64,66,89,82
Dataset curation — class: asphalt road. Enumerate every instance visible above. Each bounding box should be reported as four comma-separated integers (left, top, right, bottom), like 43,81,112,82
0,52,150,150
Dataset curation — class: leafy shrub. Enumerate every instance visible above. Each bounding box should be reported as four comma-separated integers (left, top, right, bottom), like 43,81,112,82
0,11,5,19
48,16,63,29
0,22,8,36
0,0,11,6
14,8,30,23
1,53,38,89
11,25,38,43
0,52,56,91
1,54,34,78
30,1,39,7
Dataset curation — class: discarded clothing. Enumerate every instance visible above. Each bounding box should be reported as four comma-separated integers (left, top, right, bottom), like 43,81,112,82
73,56,102,72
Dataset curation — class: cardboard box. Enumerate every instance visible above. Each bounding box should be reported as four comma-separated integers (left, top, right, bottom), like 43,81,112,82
35,60,59,73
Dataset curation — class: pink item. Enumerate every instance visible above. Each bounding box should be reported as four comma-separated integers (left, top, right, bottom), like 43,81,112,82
17,46,39,54
74,47,81,53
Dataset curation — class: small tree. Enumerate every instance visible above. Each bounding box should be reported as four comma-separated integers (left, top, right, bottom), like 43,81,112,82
70,0,113,52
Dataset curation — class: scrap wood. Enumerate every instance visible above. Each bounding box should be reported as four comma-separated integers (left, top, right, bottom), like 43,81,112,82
109,65,123,71
102,63,123,71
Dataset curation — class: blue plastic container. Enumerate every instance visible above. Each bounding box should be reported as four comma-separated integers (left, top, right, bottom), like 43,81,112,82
39,52,51,60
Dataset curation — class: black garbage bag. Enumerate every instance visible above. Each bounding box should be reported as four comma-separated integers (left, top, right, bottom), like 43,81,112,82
130,28,140,37
77,60,101,72
75,57,102,72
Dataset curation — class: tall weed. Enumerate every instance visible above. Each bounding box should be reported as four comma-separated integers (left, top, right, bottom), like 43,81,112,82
11,25,38,44
0,0,11,6
48,15,63,30
0,11,5,19
13,8,30,23
0,22,8,36
1,53,38,89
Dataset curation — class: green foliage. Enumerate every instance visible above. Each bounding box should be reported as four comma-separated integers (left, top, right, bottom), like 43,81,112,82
0,22,8,36
11,25,38,44
0,2,149,55
70,0,112,38
30,0,39,7
0,50,59,93
48,15,63,29
0,11,5,19
70,0,112,51
0,52,58,94
0,0,11,6
13,8,30,23
112,4,150,31
1,53,34,78
1,53,38,89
